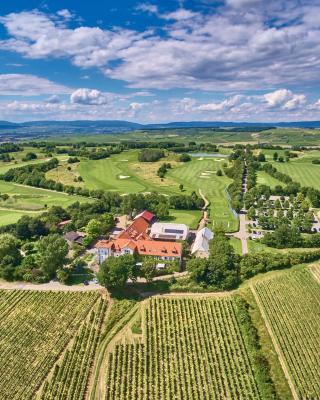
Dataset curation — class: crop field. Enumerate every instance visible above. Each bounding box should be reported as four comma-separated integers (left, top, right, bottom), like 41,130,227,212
78,151,237,231
105,296,261,400
40,296,108,400
0,290,100,400
253,269,320,399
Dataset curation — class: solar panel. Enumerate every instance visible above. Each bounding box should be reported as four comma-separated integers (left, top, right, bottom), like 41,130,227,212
164,229,184,234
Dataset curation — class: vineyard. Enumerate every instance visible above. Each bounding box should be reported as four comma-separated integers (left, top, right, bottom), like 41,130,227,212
105,296,262,400
0,290,99,400
40,296,108,400
253,269,320,399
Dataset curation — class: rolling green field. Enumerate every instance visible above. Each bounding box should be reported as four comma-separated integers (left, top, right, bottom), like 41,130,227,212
256,171,283,188
271,151,320,188
36,127,320,146
78,150,238,231
0,180,91,226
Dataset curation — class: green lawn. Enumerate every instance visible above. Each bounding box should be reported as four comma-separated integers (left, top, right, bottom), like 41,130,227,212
0,209,41,226
164,209,202,229
256,171,283,188
0,181,91,226
79,151,238,232
229,237,242,254
270,152,320,189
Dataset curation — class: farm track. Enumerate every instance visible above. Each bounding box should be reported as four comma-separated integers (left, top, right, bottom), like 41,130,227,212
0,281,104,291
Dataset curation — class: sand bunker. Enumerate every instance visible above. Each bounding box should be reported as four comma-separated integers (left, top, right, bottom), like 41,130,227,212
199,176,210,179
119,175,130,179
120,159,129,162
198,157,204,161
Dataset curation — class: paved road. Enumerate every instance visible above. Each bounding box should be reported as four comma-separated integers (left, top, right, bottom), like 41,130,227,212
233,212,249,254
230,161,249,255
198,189,210,230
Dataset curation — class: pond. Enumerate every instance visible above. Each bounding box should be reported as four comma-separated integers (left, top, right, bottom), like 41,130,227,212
188,153,227,158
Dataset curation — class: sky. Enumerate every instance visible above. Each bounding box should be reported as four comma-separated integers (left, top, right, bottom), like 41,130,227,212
0,0,320,123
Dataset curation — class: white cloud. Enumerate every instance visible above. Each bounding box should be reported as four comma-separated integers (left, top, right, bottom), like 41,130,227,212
161,9,199,21
0,11,142,68
47,95,61,104
264,89,305,110
1,3,320,94
130,102,143,110
225,0,261,8
0,74,70,95
198,95,243,111
70,88,110,105
264,89,292,108
56,9,73,20
136,3,158,14
283,94,306,110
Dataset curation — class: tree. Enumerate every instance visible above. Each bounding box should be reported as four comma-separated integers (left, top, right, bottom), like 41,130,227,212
257,153,266,162
187,232,240,290
179,184,184,192
56,268,71,284
97,255,135,289
0,234,22,280
86,219,103,238
273,152,278,161
37,234,68,277
179,153,191,162
141,257,157,283
216,169,223,176
247,206,256,221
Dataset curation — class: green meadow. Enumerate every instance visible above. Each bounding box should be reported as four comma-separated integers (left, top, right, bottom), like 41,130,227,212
78,150,238,231
0,180,91,226
270,150,320,189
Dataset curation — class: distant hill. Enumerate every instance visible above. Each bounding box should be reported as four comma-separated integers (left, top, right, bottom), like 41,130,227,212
0,119,319,140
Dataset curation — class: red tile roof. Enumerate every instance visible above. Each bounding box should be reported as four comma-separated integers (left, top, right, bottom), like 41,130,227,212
135,210,155,223
96,238,182,258
118,216,150,240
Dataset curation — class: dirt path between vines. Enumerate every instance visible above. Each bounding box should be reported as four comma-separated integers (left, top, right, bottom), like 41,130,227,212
0,280,103,291
251,285,299,400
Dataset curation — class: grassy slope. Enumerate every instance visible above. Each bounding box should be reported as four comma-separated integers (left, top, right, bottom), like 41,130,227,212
256,170,283,188
270,151,320,189
0,180,91,226
79,151,238,231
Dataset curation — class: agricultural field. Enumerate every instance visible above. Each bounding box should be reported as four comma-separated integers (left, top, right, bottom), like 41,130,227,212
35,128,320,146
0,290,101,400
40,296,108,400
252,268,320,399
105,296,262,400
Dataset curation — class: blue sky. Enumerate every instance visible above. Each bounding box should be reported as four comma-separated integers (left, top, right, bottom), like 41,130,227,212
0,0,320,122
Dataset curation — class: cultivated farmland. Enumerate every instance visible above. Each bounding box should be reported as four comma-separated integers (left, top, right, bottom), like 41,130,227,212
0,290,100,400
105,296,261,400
252,268,320,399
40,296,108,400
